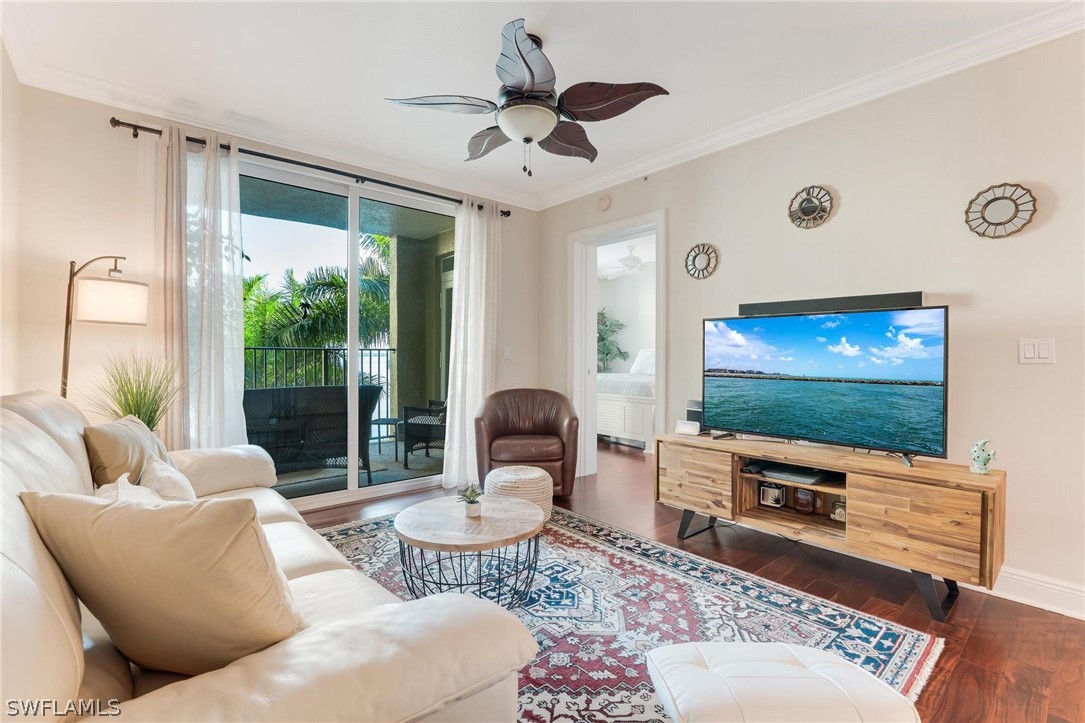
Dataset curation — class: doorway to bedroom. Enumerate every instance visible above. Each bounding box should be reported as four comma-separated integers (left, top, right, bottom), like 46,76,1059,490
596,236,656,451
568,210,667,478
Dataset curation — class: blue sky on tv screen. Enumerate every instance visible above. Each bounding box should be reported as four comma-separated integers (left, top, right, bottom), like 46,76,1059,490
704,308,945,382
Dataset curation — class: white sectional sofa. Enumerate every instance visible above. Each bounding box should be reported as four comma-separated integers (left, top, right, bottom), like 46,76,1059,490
1,391,538,722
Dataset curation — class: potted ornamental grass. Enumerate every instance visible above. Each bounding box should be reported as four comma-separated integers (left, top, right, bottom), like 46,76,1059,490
88,353,185,432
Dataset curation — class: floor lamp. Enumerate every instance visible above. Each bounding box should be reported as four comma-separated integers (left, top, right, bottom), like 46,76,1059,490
61,256,150,398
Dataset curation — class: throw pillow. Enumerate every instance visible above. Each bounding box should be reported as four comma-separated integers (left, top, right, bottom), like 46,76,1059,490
95,473,165,504
139,458,197,501
83,416,173,487
629,349,656,376
20,492,304,675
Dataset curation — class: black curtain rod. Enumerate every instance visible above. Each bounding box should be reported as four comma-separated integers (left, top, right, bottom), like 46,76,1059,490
109,117,511,216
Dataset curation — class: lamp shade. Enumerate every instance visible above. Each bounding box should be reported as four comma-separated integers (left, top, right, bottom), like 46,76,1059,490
74,277,149,326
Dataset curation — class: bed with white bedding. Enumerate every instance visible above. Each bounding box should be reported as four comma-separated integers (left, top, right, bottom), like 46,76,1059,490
596,350,656,446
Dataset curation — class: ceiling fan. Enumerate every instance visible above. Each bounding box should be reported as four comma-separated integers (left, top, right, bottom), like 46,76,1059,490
604,245,647,279
387,18,668,176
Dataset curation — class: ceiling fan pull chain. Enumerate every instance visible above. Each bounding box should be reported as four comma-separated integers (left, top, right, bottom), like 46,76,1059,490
527,143,533,177
522,143,528,174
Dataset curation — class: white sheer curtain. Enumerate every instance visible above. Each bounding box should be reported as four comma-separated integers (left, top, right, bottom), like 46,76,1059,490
443,200,501,489
159,128,248,450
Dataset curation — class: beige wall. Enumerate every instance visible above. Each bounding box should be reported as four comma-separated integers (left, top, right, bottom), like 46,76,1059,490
2,82,540,406
2,44,23,393
539,34,1085,610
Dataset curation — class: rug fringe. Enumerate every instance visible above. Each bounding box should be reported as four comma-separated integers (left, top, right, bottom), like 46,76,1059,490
906,635,945,702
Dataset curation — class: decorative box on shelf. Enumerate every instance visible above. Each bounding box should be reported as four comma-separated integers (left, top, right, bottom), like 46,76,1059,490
759,482,785,508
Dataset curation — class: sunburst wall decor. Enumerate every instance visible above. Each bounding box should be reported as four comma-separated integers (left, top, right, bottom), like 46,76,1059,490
788,186,833,229
965,183,1036,238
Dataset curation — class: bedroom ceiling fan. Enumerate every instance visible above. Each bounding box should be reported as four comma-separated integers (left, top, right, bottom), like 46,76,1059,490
605,245,647,279
386,18,668,176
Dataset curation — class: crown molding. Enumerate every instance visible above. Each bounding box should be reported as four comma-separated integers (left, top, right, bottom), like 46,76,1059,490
1,5,539,211
536,3,1084,210
5,3,1081,214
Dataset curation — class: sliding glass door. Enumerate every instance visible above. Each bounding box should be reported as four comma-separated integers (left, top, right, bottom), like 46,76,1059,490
239,163,455,502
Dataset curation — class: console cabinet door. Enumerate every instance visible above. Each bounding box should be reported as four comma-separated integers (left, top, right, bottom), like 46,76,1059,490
657,443,733,520
847,473,984,585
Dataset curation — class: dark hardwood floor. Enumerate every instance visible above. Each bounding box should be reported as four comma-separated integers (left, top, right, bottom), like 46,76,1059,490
302,442,1085,722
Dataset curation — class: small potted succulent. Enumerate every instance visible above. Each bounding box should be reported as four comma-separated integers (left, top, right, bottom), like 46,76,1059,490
459,484,483,517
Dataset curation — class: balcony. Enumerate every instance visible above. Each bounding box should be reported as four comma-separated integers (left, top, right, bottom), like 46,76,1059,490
243,346,443,498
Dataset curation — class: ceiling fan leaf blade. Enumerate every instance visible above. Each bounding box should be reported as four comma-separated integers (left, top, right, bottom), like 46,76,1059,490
557,82,669,122
465,126,512,161
495,18,557,94
385,95,498,114
537,122,598,163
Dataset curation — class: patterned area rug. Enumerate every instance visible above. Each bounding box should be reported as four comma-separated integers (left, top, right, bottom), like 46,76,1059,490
319,507,942,721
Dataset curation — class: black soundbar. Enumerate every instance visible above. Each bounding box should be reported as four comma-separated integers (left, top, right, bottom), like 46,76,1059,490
738,291,924,317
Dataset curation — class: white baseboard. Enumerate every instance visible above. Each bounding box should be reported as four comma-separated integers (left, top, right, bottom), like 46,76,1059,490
977,566,1085,620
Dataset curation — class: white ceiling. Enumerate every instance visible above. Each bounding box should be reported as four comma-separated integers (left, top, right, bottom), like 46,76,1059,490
3,2,1081,211
597,235,655,277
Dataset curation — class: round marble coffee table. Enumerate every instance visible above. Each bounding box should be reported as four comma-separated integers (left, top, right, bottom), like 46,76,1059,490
394,495,544,609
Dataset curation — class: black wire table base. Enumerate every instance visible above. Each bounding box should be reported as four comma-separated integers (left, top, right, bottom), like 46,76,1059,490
398,534,541,610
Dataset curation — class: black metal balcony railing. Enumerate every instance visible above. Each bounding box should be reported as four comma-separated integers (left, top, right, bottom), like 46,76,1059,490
244,346,396,428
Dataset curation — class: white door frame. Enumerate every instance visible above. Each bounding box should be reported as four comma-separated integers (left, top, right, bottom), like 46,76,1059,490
567,209,668,477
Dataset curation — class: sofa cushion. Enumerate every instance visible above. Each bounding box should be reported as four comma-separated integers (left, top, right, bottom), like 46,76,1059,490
168,445,277,496
83,415,173,488
78,604,134,708
1,410,85,712
262,521,355,580
491,435,564,462
289,569,401,626
201,486,304,524
20,493,305,676
2,390,95,494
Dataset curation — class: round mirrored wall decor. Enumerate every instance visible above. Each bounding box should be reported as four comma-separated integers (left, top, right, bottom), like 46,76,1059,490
965,183,1036,238
685,244,719,280
788,186,833,229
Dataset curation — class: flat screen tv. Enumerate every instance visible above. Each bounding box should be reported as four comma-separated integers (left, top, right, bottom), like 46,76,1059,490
703,306,947,458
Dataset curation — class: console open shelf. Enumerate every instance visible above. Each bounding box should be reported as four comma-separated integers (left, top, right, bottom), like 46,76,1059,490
655,434,1006,621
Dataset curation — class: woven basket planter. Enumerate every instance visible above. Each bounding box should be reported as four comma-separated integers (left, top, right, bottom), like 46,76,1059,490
485,465,553,522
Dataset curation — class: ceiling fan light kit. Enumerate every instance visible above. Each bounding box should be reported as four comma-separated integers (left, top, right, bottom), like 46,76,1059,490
387,18,668,177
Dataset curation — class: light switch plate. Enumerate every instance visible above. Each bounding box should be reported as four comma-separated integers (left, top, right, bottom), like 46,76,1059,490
1019,338,1056,364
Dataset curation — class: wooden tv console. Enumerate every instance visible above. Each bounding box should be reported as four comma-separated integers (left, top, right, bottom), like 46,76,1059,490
654,434,1006,620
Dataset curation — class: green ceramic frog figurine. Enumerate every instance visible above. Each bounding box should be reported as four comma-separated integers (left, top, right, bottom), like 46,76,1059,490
969,439,996,474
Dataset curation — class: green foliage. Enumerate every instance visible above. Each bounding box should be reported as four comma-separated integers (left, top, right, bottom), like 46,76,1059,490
89,354,185,431
597,307,629,373
243,234,392,349
457,484,483,504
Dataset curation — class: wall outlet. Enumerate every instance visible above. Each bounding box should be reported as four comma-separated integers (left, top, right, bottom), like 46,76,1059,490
1019,338,1056,364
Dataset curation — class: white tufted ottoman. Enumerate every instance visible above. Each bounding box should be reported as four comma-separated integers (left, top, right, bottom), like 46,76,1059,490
484,465,553,521
646,642,920,723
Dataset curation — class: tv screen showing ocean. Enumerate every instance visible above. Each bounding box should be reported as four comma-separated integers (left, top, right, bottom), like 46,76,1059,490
703,376,945,456
703,308,947,456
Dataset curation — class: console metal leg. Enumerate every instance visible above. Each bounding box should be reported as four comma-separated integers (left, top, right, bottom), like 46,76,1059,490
912,570,959,621
677,510,717,540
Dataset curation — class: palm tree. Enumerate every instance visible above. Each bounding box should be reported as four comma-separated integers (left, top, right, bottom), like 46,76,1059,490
243,234,392,349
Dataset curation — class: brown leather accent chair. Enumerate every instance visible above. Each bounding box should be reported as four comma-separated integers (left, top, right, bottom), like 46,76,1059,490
475,389,579,497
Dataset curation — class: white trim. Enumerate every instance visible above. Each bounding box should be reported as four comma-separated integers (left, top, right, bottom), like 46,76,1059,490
535,4,1085,210
569,242,598,477
569,210,668,474
287,475,443,513
346,188,361,490
981,566,1085,621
